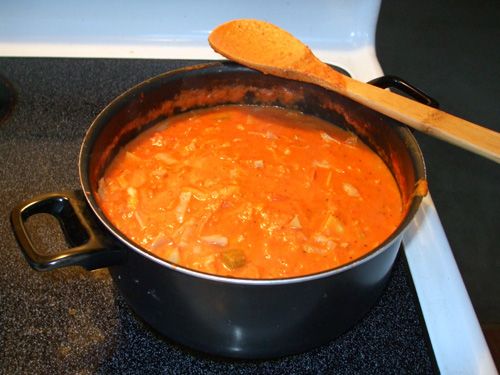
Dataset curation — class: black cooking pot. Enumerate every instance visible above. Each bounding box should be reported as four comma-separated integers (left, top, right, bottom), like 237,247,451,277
11,62,429,358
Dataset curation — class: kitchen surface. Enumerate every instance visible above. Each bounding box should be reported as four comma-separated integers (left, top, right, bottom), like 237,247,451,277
0,56,438,374
0,0,498,373
377,0,500,362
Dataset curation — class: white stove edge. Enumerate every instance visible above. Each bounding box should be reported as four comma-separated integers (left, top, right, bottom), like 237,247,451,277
404,195,496,374
0,27,496,375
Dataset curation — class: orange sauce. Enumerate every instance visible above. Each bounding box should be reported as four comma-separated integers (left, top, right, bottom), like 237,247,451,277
97,105,403,278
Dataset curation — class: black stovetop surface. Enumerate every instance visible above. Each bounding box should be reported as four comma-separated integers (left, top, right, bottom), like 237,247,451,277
0,58,436,374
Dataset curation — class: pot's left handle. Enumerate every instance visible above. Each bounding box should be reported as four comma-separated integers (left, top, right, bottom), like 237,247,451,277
10,190,126,271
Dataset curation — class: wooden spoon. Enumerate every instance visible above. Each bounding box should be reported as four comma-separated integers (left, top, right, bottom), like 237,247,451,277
209,19,500,164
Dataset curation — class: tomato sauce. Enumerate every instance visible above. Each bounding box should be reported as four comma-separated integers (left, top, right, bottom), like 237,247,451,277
97,105,403,278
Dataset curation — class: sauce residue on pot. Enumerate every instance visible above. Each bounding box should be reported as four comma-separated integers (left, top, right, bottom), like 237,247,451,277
97,105,403,278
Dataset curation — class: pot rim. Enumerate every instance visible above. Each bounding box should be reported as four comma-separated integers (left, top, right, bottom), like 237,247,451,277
79,61,426,285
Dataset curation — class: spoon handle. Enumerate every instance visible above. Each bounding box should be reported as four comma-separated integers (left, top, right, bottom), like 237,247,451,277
326,72,500,163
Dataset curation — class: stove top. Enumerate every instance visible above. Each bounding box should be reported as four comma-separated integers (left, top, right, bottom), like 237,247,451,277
0,57,437,373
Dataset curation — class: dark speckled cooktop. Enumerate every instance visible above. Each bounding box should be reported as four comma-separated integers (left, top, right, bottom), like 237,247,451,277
0,58,436,374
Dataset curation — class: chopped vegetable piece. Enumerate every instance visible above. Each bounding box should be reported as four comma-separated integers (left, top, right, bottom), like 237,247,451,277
127,187,138,209
125,151,141,162
175,191,192,224
321,213,345,234
130,170,146,187
303,244,329,255
221,248,246,270
97,178,107,200
320,131,340,144
167,248,180,263
254,160,264,169
151,232,170,248
155,153,178,165
312,160,331,169
289,214,302,229
342,182,361,198
134,211,146,230
265,131,277,139
345,134,359,146
201,234,228,247
151,167,167,178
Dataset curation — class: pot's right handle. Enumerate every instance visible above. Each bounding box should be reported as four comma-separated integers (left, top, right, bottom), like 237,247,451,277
10,190,126,271
368,75,440,109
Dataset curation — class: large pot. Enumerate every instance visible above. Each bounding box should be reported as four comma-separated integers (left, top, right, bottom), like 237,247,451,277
11,62,428,358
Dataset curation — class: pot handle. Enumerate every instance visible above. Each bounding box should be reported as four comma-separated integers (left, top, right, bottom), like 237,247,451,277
368,75,439,108
10,190,126,271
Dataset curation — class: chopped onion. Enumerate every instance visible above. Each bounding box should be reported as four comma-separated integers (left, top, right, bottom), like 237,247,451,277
127,187,138,209
130,170,146,187
151,232,170,249
312,160,331,169
185,140,196,152
320,132,340,144
175,191,192,224
127,187,136,197
125,151,141,162
150,133,165,147
265,131,277,140
155,153,178,165
289,214,302,229
200,234,228,247
151,167,167,178
167,248,180,263
97,178,106,200
313,234,337,251
303,244,328,255
343,183,361,197
254,160,264,169
321,213,345,234
326,171,333,187
134,211,146,230
313,234,329,243
117,174,128,189
344,133,359,146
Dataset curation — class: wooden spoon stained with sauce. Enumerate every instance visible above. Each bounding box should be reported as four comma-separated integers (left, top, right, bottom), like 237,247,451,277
209,19,500,164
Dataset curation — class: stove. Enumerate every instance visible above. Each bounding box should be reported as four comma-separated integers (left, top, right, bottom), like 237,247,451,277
0,1,496,373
